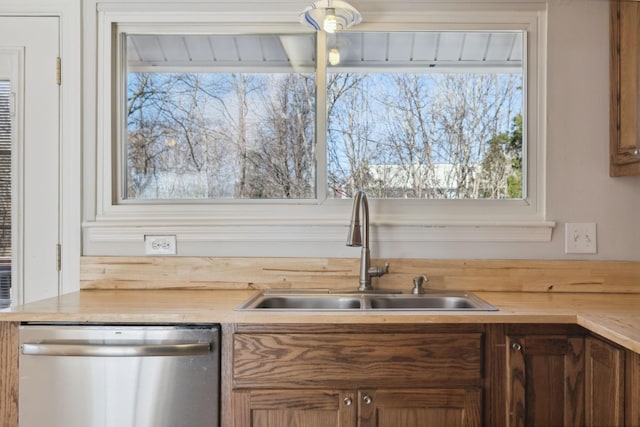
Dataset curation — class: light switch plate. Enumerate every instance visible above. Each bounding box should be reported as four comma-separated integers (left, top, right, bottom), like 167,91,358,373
565,223,597,254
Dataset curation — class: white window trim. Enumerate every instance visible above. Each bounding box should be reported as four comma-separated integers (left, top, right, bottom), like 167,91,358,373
85,3,553,256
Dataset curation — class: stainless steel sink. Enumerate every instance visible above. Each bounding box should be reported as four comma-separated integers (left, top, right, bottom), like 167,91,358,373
236,290,497,311
368,293,496,310
252,295,362,310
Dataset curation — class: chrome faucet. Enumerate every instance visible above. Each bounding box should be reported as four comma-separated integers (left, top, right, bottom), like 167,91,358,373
346,190,388,291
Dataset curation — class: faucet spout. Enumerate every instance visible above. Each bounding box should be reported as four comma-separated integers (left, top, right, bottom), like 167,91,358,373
346,190,366,247
346,190,388,291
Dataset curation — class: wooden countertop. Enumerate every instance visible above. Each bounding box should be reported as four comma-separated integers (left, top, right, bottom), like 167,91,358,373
2,289,640,352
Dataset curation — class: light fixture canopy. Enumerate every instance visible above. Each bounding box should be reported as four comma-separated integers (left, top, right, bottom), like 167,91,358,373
300,0,362,33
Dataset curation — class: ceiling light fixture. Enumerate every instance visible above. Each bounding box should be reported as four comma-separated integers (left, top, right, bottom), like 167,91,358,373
323,8,338,33
300,0,362,33
328,48,341,66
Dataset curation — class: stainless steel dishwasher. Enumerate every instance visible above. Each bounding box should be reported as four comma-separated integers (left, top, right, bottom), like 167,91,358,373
19,323,220,427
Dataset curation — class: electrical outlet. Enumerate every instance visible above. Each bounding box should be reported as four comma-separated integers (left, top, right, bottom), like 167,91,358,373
565,223,597,254
144,235,177,255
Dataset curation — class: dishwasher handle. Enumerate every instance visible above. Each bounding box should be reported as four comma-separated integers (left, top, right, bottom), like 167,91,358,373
21,342,211,357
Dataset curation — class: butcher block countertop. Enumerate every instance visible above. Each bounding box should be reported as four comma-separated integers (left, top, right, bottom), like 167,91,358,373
3,289,640,353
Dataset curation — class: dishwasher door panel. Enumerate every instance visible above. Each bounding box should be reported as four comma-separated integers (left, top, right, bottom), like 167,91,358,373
19,324,220,427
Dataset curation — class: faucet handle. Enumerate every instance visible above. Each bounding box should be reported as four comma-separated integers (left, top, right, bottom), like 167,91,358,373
368,262,389,278
411,275,429,294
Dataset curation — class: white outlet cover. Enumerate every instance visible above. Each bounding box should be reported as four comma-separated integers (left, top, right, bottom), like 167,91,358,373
565,223,597,254
144,235,177,255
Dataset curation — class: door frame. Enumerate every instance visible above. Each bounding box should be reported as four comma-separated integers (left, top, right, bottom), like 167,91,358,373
0,0,81,300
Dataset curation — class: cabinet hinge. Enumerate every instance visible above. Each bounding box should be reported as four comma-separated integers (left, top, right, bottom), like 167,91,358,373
56,244,62,272
56,57,61,86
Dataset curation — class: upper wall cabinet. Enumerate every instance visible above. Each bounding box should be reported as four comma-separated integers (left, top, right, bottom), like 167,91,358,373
611,0,640,176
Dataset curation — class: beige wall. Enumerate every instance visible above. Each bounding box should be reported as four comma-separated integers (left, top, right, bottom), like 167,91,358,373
545,0,640,261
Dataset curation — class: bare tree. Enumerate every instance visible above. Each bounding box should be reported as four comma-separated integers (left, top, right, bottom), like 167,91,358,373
427,73,520,198
377,74,438,198
126,67,521,201
326,73,377,197
127,73,238,199
127,73,179,198
326,72,521,199
245,73,315,198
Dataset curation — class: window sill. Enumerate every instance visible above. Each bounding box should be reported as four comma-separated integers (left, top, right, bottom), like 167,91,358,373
82,219,555,256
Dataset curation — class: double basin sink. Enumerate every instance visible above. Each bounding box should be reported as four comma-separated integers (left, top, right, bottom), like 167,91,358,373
237,289,498,311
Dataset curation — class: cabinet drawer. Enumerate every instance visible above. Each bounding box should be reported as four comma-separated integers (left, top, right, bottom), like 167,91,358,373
233,333,482,388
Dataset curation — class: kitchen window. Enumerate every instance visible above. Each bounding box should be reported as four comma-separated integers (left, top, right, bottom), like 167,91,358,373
88,6,550,254
122,30,524,202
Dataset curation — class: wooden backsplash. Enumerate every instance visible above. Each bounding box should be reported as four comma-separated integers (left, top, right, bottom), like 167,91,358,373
80,257,640,293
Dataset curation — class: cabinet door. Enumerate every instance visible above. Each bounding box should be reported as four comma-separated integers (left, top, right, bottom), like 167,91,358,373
507,335,584,427
610,0,640,176
626,350,640,427
233,389,355,427
358,388,481,427
0,322,18,427
585,337,624,427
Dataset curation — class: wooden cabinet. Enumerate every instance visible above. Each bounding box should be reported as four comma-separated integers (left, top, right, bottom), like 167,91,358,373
585,336,624,426
626,349,640,427
0,322,18,427
226,324,484,427
225,323,640,427
233,389,355,427
502,326,640,427
358,388,481,427
610,0,640,176
505,325,586,427
4,319,639,427
233,388,481,427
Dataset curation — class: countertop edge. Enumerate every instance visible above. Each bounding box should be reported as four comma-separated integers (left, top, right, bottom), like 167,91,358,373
2,289,639,353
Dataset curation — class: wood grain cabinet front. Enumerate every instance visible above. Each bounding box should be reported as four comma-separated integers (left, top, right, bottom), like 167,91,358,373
585,336,624,427
357,388,481,427
626,349,640,427
0,322,18,427
505,327,586,427
228,324,484,427
233,389,356,427
232,388,481,427
610,0,640,176
503,326,639,427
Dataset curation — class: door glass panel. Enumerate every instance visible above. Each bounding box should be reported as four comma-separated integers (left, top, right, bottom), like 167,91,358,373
0,80,11,308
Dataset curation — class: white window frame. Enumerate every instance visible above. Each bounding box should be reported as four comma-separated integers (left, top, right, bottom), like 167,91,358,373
85,3,553,256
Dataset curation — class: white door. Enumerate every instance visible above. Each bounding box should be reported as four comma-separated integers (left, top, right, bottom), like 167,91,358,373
0,17,60,305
